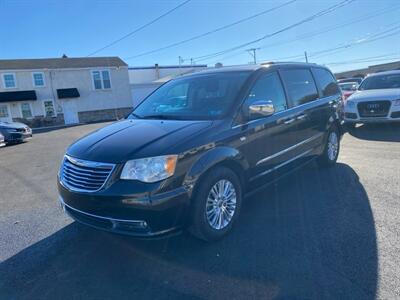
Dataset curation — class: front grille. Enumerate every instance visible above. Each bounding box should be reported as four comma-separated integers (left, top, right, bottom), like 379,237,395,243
358,101,391,117
60,155,114,192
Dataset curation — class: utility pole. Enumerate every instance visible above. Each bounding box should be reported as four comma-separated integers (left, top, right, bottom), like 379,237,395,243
190,58,194,66
247,48,260,64
178,56,184,74
304,51,309,63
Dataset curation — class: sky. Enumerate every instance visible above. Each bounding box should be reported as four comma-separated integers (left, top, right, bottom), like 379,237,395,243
0,0,399,73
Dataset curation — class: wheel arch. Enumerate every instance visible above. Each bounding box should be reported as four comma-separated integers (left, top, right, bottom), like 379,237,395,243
183,146,249,199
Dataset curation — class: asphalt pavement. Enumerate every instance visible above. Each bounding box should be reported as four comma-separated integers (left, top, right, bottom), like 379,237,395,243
0,122,399,299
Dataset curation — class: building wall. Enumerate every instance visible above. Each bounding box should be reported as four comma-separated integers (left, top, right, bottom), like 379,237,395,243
128,65,207,107
128,65,207,84
0,66,132,127
130,82,162,107
335,60,400,79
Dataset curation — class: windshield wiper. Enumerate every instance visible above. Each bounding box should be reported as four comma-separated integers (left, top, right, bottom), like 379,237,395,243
140,115,180,120
129,113,142,119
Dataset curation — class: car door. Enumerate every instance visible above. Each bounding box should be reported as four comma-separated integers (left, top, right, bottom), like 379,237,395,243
311,67,342,134
278,68,324,157
235,71,297,180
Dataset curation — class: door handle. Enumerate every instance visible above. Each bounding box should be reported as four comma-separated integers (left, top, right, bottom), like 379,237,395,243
297,114,306,120
283,118,295,125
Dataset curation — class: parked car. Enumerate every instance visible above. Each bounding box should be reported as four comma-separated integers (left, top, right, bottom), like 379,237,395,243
337,77,363,85
0,122,32,145
0,133,5,147
338,82,358,100
58,62,343,241
344,70,400,127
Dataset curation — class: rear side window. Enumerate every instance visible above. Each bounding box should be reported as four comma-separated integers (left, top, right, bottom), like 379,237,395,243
280,69,319,107
312,68,340,97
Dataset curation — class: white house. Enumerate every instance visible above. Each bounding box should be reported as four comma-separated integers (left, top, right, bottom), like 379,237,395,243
129,64,207,106
0,57,132,127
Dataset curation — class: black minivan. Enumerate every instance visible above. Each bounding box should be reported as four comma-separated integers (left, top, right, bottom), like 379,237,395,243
58,62,342,241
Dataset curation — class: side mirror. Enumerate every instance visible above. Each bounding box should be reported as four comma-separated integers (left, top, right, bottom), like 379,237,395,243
248,100,275,119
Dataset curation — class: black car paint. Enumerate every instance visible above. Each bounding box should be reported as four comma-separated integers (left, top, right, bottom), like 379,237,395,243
59,63,342,237
0,121,32,144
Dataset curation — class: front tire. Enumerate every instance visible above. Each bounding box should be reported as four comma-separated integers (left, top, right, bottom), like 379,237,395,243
317,126,340,168
189,166,242,242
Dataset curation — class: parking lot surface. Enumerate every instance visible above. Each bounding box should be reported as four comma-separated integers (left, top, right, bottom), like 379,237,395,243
0,122,399,299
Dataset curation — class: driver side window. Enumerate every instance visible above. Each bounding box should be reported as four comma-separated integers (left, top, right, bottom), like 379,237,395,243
245,72,287,113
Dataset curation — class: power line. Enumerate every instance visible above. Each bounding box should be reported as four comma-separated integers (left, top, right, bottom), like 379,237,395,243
257,4,400,50
190,0,356,62
324,52,400,66
124,0,297,60
200,4,400,65
87,0,192,57
263,22,400,62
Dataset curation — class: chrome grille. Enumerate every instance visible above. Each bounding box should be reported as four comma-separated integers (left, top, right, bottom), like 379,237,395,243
357,100,391,117
60,155,115,192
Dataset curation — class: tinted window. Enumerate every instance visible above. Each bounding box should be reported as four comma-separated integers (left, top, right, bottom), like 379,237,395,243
359,73,400,90
313,68,340,97
245,72,287,113
280,69,319,106
132,72,250,120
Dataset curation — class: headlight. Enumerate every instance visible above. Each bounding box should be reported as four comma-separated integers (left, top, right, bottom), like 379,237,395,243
346,101,355,108
5,128,18,132
393,99,400,106
120,155,178,183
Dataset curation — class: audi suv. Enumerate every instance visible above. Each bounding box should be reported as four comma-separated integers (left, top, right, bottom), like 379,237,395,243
344,70,400,127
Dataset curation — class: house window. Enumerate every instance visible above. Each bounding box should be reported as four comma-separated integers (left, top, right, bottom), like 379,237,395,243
0,104,9,118
32,72,45,87
20,103,33,119
43,100,56,117
2,73,16,88
91,70,111,90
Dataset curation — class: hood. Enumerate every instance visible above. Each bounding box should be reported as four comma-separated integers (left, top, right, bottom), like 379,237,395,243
67,119,213,163
348,89,400,102
0,121,28,129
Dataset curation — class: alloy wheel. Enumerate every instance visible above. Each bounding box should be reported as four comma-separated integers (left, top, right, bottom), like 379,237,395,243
205,179,237,230
327,131,339,161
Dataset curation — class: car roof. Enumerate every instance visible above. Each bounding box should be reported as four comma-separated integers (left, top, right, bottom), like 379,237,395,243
181,62,325,78
366,70,400,78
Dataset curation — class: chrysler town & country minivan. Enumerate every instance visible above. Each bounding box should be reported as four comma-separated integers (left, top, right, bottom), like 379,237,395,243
58,63,342,241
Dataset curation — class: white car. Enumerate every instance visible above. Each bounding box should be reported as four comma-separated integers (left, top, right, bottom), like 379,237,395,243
344,70,400,127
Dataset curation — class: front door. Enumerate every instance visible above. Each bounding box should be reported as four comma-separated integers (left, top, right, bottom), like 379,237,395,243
62,100,79,124
237,71,296,181
0,104,12,122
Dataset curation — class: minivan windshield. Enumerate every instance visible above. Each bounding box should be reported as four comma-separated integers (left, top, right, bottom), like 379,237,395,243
358,73,400,90
130,71,250,120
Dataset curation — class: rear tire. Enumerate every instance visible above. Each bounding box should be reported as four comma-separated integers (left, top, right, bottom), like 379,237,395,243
317,125,340,168
189,166,242,242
